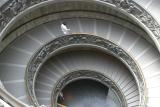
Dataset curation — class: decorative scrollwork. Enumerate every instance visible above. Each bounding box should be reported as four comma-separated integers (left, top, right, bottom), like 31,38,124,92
112,0,160,38
26,34,146,107
0,0,46,28
0,0,160,39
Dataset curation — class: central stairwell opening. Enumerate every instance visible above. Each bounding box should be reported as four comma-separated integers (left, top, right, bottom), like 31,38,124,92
57,79,120,107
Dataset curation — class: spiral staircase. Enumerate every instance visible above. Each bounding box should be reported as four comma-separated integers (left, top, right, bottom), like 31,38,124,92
0,0,160,107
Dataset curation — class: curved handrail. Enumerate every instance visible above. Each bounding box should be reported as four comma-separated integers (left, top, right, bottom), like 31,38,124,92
0,87,30,107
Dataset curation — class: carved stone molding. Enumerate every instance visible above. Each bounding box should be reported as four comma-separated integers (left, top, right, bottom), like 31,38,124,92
112,0,160,39
26,34,146,107
0,0,160,40
52,70,126,107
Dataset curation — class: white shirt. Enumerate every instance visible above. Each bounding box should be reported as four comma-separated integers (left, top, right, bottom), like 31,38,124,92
61,24,70,35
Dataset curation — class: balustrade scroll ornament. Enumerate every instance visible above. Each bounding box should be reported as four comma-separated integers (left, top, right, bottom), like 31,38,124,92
112,0,160,39
0,0,160,39
0,0,47,29
26,34,146,107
